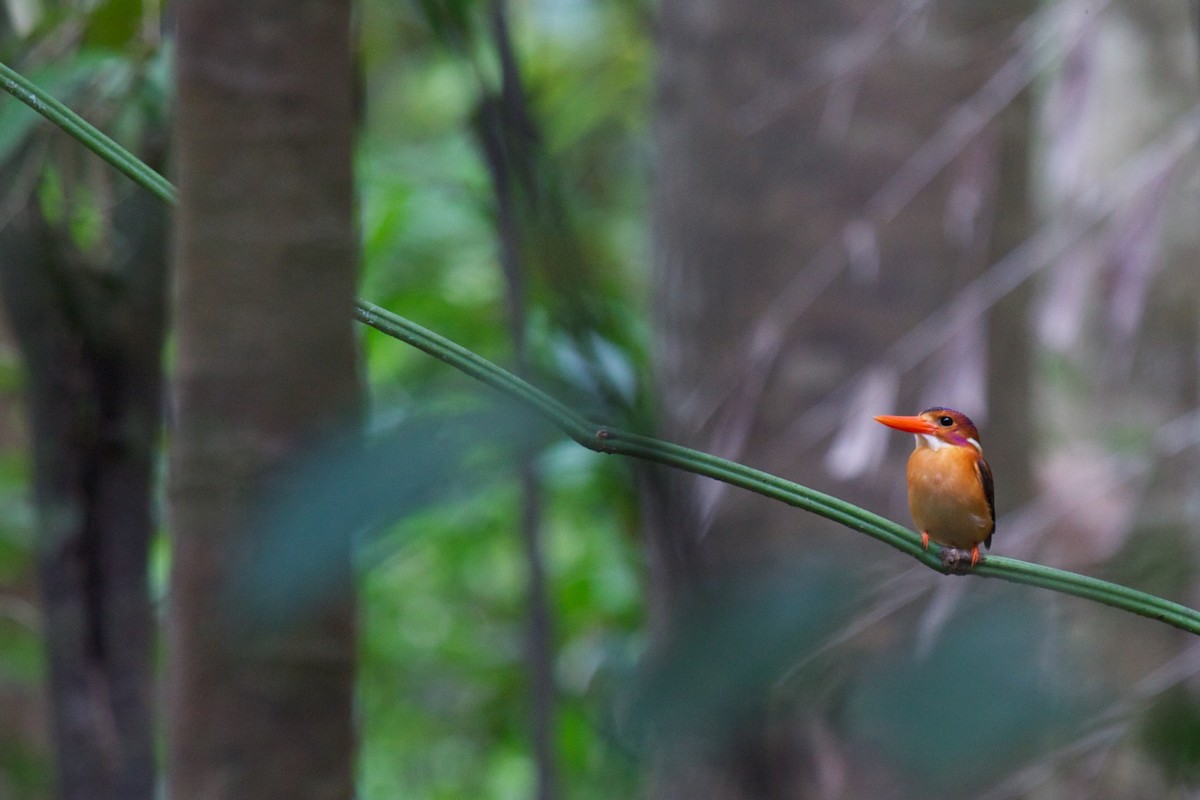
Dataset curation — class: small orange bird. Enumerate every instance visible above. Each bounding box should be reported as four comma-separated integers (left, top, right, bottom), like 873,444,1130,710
873,407,995,567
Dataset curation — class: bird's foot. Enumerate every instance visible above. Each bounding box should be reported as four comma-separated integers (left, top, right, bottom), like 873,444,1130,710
938,545,982,574
920,531,930,550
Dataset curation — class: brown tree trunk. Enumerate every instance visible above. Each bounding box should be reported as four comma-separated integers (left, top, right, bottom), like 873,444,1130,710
0,148,166,800
648,0,1033,795
168,1,361,798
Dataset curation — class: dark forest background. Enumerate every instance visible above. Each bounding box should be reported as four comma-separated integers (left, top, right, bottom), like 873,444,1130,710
0,0,1199,798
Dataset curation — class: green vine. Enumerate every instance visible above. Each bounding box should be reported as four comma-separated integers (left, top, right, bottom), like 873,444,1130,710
0,61,177,205
5,58,1199,636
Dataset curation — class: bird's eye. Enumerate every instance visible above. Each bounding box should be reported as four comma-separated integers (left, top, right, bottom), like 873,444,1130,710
938,415,954,427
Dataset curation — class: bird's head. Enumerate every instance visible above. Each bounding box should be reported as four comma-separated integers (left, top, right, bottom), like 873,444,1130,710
873,407,983,453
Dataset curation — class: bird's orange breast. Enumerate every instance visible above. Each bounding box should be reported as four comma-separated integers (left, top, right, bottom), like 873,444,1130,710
905,445,993,550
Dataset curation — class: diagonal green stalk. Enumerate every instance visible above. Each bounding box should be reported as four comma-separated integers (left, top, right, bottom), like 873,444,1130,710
6,57,1200,636
0,61,178,205
354,302,1200,634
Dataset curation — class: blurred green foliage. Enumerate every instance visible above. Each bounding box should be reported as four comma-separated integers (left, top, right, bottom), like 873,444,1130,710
0,181,43,800
357,448,645,798
1143,686,1200,786
628,562,862,744
1,2,1164,799
0,1,168,794
353,0,652,796
844,589,1089,795
1,0,653,796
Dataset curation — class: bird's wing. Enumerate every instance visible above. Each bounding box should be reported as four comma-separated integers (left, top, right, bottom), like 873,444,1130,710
976,457,996,548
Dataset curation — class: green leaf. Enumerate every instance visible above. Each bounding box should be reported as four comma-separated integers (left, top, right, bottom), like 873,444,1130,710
224,399,552,631
625,562,859,744
82,0,144,50
1143,687,1200,785
34,161,62,224
844,591,1088,794
35,163,104,252
414,0,479,49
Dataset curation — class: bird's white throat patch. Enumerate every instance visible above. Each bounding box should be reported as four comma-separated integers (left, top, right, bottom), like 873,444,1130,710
916,433,948,451
915,433,983,453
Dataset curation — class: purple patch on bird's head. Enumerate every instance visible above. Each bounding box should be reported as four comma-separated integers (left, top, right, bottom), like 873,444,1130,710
919,406,981,444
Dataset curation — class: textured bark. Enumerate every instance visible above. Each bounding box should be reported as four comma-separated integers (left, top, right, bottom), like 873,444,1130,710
0,154,166,800
648,0,1033,795
168,1,361,798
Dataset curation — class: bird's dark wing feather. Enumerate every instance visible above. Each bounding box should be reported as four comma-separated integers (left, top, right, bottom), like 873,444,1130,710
976,457,996,549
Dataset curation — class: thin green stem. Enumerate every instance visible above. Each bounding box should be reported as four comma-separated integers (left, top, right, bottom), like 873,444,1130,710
6,57,1200,637
0,61,178,205
355,301,1200,635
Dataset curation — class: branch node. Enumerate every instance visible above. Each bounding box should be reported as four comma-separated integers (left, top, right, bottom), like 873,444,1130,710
594,428,615,452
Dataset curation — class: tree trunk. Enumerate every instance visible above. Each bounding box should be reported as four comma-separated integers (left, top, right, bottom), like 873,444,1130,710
168,1,361,798
0,145,166,800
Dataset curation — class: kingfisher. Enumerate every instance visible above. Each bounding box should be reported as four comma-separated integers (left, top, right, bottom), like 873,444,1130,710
873,407,995,567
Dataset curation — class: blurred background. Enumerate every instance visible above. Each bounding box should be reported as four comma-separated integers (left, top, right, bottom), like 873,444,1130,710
0,0,1199,798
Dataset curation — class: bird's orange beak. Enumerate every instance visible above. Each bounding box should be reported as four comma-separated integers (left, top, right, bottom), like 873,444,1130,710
873,414,938,434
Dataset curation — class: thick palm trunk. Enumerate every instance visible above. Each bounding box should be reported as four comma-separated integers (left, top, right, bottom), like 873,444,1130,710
168,1,361,798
